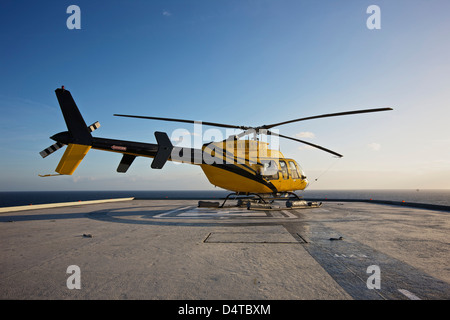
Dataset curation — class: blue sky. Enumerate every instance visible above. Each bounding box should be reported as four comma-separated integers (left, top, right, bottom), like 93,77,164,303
1,0,449,191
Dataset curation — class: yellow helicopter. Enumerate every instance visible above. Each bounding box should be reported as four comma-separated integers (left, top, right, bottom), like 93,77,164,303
40,87,392,208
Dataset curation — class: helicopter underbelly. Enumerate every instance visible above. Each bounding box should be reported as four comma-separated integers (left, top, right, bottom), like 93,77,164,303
200,164,308,194
200,164,273,193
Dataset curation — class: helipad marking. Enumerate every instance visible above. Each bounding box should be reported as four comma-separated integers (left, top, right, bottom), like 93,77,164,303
153,206,192,218
177,207,265,218
281,210,297,219
152,207,298,219
398,289,421,300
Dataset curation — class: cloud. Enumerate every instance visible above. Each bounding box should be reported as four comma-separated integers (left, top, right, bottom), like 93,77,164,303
295,132,315,139
162,10,172,17
170,130,202,147
367,142,381,151
298,145,314,151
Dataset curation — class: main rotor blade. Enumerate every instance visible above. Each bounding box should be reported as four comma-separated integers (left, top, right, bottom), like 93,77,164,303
114,114,243,130
263,107,393,129
267,130,343,158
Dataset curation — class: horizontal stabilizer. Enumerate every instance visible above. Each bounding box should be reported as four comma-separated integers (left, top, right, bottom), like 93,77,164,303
55,144,91,175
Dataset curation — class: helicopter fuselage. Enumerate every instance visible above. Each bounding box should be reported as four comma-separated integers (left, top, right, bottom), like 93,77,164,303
51,131,308,194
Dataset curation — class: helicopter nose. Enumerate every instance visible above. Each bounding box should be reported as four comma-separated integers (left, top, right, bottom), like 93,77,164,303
301,176,309,187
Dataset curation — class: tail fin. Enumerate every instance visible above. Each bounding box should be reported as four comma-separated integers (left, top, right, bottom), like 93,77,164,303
55,144,91,175
54,87,92,175
55,87,92,146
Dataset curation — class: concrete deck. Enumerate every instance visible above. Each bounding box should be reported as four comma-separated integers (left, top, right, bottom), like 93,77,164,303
1,199,449,300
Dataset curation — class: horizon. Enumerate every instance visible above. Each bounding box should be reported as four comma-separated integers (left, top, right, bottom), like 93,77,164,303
1,188,449,193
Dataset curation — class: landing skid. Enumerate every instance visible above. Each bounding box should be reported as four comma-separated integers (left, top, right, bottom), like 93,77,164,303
198,192,322,211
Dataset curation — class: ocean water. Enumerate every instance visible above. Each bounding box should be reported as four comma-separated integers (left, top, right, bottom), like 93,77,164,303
0,189,449,208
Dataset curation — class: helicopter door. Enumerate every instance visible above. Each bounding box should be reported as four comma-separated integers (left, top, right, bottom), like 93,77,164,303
279,160,289,179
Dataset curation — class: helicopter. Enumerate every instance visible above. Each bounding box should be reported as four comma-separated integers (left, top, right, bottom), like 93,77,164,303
40,87,392,208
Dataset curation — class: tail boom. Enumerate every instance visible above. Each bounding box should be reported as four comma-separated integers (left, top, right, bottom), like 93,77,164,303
41,87,183,176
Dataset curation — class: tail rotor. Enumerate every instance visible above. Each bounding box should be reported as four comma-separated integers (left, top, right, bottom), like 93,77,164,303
39,121,100,159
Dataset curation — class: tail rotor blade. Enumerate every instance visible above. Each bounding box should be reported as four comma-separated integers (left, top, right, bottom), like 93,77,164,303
40,122,99,159
88,121,100,133
39,142,65,158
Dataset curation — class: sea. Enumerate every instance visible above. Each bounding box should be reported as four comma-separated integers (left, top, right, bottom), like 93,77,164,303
0,189,449,208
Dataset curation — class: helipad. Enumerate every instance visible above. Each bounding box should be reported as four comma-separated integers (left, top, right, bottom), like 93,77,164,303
1,198,449,300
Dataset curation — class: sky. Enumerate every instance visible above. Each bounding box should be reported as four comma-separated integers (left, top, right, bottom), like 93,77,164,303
0,0,449,191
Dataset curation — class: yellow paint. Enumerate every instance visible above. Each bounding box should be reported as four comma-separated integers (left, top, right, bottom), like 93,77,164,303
56,144,91,175
199,140,309,193
200,164,274,193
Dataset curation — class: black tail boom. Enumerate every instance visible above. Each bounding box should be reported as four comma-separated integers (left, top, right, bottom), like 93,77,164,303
42,87,174,176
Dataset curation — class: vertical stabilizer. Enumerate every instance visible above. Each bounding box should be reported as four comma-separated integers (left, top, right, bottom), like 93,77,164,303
55,87,92,145
55,144,91,175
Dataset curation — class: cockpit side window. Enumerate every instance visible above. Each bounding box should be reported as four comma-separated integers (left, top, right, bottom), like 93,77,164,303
260,160,279,180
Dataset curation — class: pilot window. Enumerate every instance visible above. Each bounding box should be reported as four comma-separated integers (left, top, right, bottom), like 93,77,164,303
261,160,279,180
288,161,300,179
279,160,289,179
